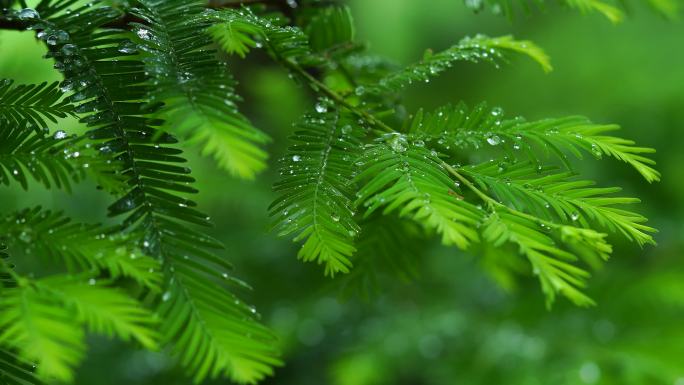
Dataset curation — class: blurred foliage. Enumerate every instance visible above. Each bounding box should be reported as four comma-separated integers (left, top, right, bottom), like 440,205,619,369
0,0,683,384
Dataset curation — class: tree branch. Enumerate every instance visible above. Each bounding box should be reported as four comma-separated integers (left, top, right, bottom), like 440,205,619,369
0,19,25,31
0,0,295,32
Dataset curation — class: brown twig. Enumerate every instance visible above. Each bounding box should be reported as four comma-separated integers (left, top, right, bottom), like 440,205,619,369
0,19,26,31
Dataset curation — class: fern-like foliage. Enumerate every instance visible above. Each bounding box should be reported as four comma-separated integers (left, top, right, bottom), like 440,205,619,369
202,7,311,61
130,0,270,179
0,252,39,385
366,34,552,94
270,108,363,276
304,5,356,52
0,126,82,191
0,274,158,382
25,1,281,382
481,209,612,306
0,349,41,385
0,79,74,133
211,0,660,306
355,136,483,249
409,102,661,182
0,0,665,381
0,207,161,289
462,161,656,245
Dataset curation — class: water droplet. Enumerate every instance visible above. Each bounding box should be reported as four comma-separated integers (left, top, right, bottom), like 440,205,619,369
17,8,40,20
117,41,137,54
387,133,408,153
55,30,69,42
314,102,327,113
162,291,172,302
59,81,73,92
88,278,96,285
486,135,501,146
354,86,365,96
136,28,151,40
498,162,507,172
61,44,77,55
292,155,302,162
18,231,32,242
464,0,484,12
571,212,580,221
331,214,340,222
53,130,67,139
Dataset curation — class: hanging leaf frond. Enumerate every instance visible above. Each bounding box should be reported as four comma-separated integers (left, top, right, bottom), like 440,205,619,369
36,2,282,382
409,102,660,182
462,160,656,246
202,7,311,61
368,34,551,93
481,210,609,307
270,108,364,276
0,275,158,382
0,348,41,385
304,5,356,52
0,79,74,133
0,126,80,191
0,207,162,289
131,0,270,179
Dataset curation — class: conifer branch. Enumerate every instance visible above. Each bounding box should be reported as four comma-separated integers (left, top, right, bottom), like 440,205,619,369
0,0,664,379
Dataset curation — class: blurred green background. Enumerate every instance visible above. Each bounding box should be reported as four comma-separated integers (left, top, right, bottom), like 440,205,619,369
1,0,683,384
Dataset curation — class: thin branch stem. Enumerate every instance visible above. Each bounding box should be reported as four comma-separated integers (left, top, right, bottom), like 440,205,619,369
0,19,25,31
442,162,495,206
443,162,565,229
282,59,396,134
